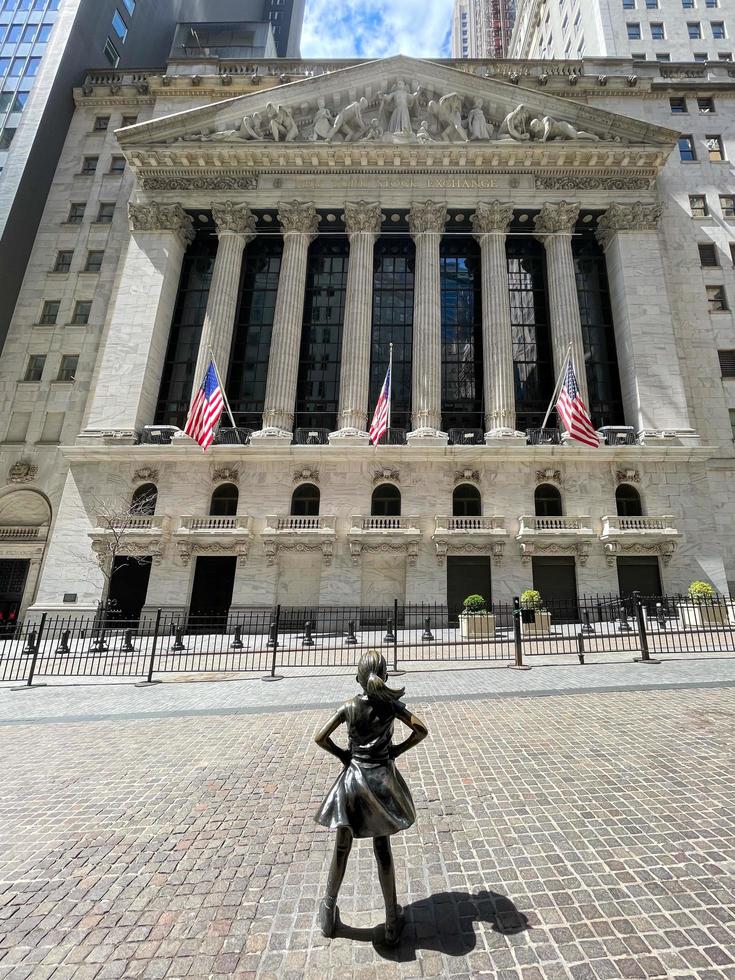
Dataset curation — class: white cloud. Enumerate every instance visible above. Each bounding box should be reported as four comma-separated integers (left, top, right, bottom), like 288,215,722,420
301,0,454,60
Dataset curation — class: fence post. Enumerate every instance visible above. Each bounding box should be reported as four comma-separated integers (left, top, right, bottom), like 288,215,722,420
576,632,585,665
633,592,660,665
11,613,47,691
262,604,283,682
388,598,404,676
510,598,530,670
136,609,163,687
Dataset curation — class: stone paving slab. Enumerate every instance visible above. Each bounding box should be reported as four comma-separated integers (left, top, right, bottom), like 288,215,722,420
1,684,734,978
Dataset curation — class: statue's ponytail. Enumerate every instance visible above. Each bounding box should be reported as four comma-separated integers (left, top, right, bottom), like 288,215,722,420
357,652,404,702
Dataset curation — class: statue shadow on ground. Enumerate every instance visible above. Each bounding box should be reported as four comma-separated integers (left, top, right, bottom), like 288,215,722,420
335,889,530,961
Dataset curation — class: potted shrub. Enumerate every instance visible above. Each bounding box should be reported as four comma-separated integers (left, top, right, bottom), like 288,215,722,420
459,594,496,638
520,589,552,635
680,581,728,628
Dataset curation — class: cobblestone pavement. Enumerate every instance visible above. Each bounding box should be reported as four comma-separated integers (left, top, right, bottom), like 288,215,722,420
1,672,735,980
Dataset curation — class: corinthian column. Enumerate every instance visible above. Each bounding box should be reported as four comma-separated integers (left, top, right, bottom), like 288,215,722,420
596,202,696,441
80,202,194,442
407,201,447,445
252,201,318,443
330,201,383,445
472,201,524,444
534,201,589,407
190,202,256,409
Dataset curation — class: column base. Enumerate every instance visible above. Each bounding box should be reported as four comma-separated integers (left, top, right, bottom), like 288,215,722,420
328,428,371,447
250,427,294,448
485,428,527,447
406,427,449,447
638,428,701,447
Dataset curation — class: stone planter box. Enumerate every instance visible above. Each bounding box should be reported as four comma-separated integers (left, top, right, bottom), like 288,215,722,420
680,603,729,628
521,610,552,635
460,612,496,638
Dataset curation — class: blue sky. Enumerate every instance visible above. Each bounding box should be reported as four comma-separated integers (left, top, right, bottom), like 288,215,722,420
301,0,454,60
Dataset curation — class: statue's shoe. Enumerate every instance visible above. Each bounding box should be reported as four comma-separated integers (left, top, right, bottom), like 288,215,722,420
319,898,340,938
383,906,405,947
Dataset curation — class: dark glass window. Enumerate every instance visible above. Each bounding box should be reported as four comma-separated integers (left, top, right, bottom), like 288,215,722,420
535,484,563,517
210,483,238,517
507,239,554,431
369,238,414,432
441,238,483,430
227,236,283,429
574,237,624,427
371,484,401,517
616,484,643,517
131,483,157,515
294,238,348,431
155,226,217,426
453,483,481,517
291,484,320,516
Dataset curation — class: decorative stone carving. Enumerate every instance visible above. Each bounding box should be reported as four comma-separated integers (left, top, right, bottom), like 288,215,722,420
266,102,299,142
471,201,514,236
535,175,653,191
534,201,580,237
344,201,383,236
529,116,600,142
327,98,369,142
435,541,505,567
277,200,319,237
520,541,589,566
212,201,257,237
213,467,239,484
378,80,423,135
536,469,562,484
616,469,640,484
8,461,38,484
604,541,676,567
596,202,664,249
179,541,249,567
455,470,479,484
139,173,258,191
408,201,447,236
498,104,533,141
349,541,419,567
310,97,334,141
467,98,493,141
263,540,333,566
373,468,399,485
426,93,468,142
294,468,319,484
132,467,158,484
128,203,195,247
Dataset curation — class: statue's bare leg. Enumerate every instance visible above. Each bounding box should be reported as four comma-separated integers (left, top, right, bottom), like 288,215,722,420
373,836,403,945
320,827,352,937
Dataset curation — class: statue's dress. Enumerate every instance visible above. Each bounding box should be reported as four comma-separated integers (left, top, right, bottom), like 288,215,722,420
315,695,417,838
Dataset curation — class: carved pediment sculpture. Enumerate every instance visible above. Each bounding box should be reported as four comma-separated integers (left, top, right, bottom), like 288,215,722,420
8,460,37,484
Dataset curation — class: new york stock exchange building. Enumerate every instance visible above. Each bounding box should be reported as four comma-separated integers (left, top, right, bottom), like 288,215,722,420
2,50,734,623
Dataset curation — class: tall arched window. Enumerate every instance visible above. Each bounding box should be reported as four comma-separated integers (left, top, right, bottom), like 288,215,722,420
371,484,401,517
453,483,481,517
131,483,157,516
291,483,320,516
534,483,562,518
210,483,239,517
616,484,643,518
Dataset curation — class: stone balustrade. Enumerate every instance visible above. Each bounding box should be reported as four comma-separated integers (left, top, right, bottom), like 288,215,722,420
0,526,48,541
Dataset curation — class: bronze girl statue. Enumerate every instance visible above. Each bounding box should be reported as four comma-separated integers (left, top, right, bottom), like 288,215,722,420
314,651,428,945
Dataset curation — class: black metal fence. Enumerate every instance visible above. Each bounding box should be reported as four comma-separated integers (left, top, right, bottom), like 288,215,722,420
1,594,733,686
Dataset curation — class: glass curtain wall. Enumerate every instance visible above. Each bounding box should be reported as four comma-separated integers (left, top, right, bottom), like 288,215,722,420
440,238,483,431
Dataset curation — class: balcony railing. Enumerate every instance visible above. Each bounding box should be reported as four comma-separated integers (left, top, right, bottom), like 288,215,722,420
0,525,48,541
518,516,593,534
265,516,336,532
99,516,167,532
601,515,679,536
178,516,252,532
294,428,329,446
527,428,562,446
351,516,420,532
435,517,506,532
448,428,485,446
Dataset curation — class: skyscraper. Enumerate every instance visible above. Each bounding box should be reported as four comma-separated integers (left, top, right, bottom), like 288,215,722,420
450,0,516,59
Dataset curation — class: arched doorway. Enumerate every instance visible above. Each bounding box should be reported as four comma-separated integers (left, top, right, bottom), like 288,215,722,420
0,488,52,626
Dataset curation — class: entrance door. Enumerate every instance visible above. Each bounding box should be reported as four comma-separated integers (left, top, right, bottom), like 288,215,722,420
617,557,663,599
447,556,492,624
0,559,29,635
188,556,237,629
107,557,152,622
532,556,578,622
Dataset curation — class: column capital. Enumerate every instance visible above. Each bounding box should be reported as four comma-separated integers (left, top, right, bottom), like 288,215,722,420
212,201,257,239
596,201,664,250
277,200,319,240
408,201,447,237
471,201,514,238
344,201,383,237
128,202,194,248
534,201,580,241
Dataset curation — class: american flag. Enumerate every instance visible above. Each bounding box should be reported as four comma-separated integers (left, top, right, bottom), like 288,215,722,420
184,361,224,450
369,364,391,446
556,359,601,448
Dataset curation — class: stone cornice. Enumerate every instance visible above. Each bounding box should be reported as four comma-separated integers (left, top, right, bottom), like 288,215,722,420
344,201,383,236
533,201,580,237
596,201,664,249
472,201,515,236
127,203,195,247
212,201,257,237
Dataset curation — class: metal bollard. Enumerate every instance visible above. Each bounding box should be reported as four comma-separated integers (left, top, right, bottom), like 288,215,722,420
231,625,244,650
23,630,37,654
581,610,595,634
57,630,71,654
633,593,660,664
383,616,395,644
346,619,357,646
122,629,135,653
302,620,315,647
92,632,108,653
656,602,667,630
422,617,435,642
172,627,186,652
576,633,585,665
618,601,633,632
266,621,278,648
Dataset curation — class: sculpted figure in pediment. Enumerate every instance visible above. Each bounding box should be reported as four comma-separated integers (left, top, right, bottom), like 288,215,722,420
426,93,468,142
498,104,534,142
468,98,493,141
362,117,384,141
378,80,423,135
311,97,334,141
529,115,601,142
327,97,369,142
267,103,299,142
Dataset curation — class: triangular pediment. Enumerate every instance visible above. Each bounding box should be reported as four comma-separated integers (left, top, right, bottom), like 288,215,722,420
117,54,677,153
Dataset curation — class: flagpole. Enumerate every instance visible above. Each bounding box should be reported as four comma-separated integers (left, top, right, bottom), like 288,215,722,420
540,343,573,431
208,346,238,430
387,342,393,433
